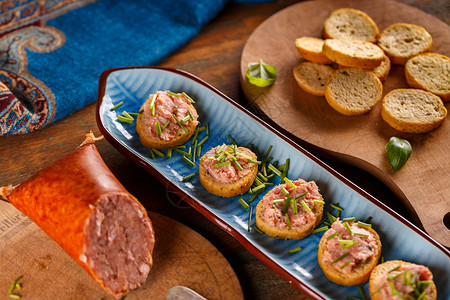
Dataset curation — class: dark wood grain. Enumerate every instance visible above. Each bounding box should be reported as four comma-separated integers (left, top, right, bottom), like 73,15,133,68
0,0,446,299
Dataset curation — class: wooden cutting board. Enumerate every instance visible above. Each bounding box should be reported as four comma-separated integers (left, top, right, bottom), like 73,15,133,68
0,201,243,300
240,0,450,246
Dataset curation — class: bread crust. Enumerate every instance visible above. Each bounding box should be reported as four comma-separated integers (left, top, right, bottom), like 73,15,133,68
198,146,258,197
293,62,335,96
369,260,437,300
324,8,379,43
295,37,332,64
378,23,432,65
323,38,384,69
317,224,381,286
381,88,447,133
136,93,197,150
324,68,383,116
255,182,324,240
405,53,450,102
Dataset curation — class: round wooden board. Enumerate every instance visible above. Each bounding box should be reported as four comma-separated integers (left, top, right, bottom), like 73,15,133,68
240,0,450,246
0,202,243,300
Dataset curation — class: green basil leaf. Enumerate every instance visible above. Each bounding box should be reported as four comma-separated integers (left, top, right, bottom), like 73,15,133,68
246,59,277,87
385,137,412,171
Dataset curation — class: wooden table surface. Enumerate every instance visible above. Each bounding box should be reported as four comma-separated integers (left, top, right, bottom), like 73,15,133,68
0,0,448,299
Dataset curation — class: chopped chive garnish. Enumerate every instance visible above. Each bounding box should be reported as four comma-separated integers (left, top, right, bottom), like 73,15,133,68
192,141,198,163
330,203,343,211
239,198,249,210
138,108,144,114
381,256,385,264
197,145,202,158
253,177,263,187
180,115,190,123
188,110,194,120
149,148,155,159
8,295,21,299
8,284,15,294
182,155,195,167
389,265,402,273
254,226,264,235
155,121,162,136
182,173,196,182
301,200,312,213
357,221,372,228
247,159,261,164
206,123,209,135
263,145,273,159
341,240,359,249
117,115,133,123
252,184,266,193
110,101,124,111
272,199,285,205
388,273,403,281
172,113,188,133
214,161,231,168
292,197,298,214
236,152,252,159
313,199,325,204
149,92,157,107
281,158,290,180
288,246,302,254
327,212,336,224
294,191,310,199
281,197,292,213
344,222,353,235
191,129,199,145
285,213,292,229
353,232,369,238
175,148,192,157
268,164,282,176
410,273,418,286
161,120,170,130
182,92,195,103
365,216,373,223
327,231,339,240
331,253,349,264
257,172,268,182
122,111,134,120
151,104,156,116
370,283,386,296
249,189,263,203
248,205,253,232
357,285,366,300
417,290,427,300
232,160,244,171
227,135,237,145
340,260,352,269
128,112,139,116
167,90,181,97
152,148,165,158
404,270,411,286
167,148,173,158
343,217,356,222
284,177,297,189
311,226,328,234
281,187,290,196
197,136,209,147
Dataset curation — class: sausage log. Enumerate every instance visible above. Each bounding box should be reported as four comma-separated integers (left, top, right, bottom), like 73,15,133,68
1,134,155,298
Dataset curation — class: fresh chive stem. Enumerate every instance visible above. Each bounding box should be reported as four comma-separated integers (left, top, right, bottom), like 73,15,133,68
117,115,133,123
331,253,349,264
227,135,237,145
285,213,292,229
281,187,290,196
330,203,343,211
214,161,231,168
172,113,188,133
311,226,328,234
182,156,195,167
155,121,162,136
281,197,292,213
167,90,181,97
344,222,353,235
248,205,253,232
301,200,312,213
152,148,164,158
197,136,209,147
110,101,124,111
239,198,249,210
343,217,356,222
327,231,339,240
263,145,273,159
284,177,297,189
182,92,195,103
254,227,264,235
182,173,196,182
288,247,302,254
294,191,310,199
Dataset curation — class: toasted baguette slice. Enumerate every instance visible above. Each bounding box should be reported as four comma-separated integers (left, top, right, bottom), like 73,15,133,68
317,220,382,286
323,8,379,43
378,23,432,65
338,53,391,82
381,88,447,133
369,260,437,300
295,37,332,64
324,68,383,115
323,38,384,68
199,145,258,197
405,52,450,102
293,62,335,96
255,179,324,240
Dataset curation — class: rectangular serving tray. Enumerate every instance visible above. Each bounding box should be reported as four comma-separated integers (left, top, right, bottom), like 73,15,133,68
96,66,450,300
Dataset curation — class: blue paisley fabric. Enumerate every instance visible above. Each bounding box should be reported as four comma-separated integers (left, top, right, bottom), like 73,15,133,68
0,0,271,135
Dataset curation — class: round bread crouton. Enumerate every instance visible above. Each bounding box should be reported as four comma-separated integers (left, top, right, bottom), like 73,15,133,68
381,89,447,133
378,23,432,65
295,37,332,64
318,219,382,286
136,91,198,150
405,52,450,102
199,145,258,197
369,260,437,300
324,8,379,43
293,62,335,96
324,68,383,116
323,38,384,69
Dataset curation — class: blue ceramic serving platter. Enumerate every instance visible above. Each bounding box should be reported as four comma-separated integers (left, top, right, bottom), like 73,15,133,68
96,67,450,300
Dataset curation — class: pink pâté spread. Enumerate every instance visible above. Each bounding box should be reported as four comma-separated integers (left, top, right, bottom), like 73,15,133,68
377,263,434,300
202,145,255,183
261,179,320,229
142,91,198,141
322,219,378,274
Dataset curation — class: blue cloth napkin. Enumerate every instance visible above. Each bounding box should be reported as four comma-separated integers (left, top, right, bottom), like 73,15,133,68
0,0,271,135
